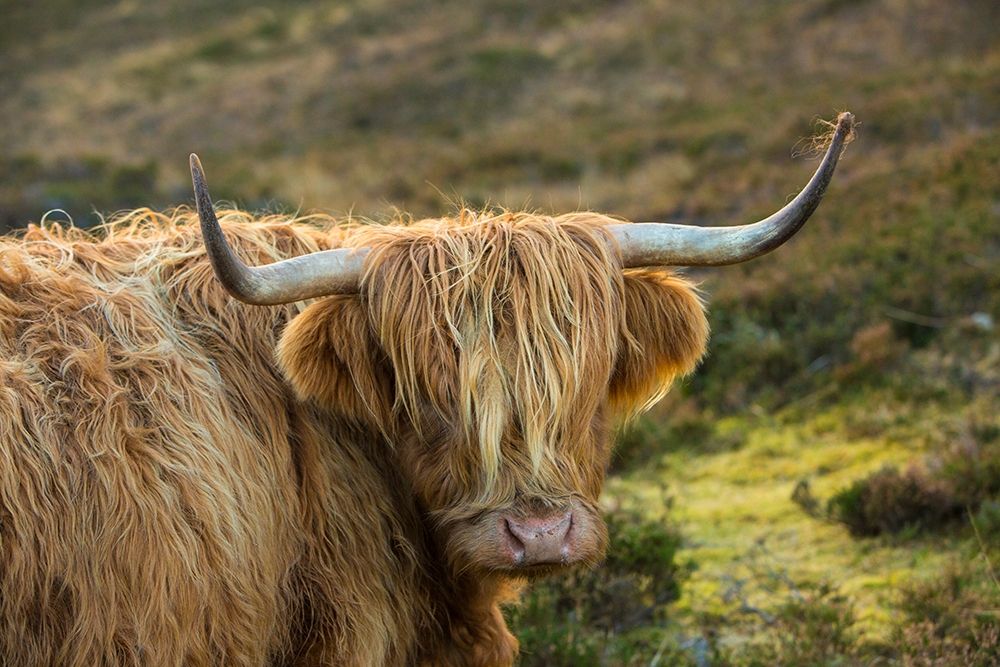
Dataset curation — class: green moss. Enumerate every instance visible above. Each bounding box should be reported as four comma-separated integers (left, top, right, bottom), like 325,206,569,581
196,37,244,63
469,47,552,85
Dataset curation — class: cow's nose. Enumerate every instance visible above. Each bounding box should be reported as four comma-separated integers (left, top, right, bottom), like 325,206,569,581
501,511,574,566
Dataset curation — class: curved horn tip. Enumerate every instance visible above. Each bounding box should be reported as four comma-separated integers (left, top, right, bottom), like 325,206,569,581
832,111,856,146
836,111,855,130
189,154,209,194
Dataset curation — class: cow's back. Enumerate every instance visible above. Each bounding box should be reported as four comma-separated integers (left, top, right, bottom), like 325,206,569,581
0,213,430,666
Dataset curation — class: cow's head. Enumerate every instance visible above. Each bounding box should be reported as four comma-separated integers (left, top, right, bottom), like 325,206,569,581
189,112,853,576
273,217,709,574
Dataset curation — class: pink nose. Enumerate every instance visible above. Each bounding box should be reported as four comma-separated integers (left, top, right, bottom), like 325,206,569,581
501,511,574,566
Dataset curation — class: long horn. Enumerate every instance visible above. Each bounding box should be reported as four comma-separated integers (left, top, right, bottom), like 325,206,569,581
190,154,367,304
609,112,854,267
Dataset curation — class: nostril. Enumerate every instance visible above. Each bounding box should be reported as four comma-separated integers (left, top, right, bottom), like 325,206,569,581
501,518,526,565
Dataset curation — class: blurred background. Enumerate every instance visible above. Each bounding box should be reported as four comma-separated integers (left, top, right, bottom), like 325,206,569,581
3,1,998,664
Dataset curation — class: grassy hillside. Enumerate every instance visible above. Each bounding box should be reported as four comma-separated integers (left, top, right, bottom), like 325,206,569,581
3,0,998,664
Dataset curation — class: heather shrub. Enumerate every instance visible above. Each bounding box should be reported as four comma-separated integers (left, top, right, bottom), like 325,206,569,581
722,584,860,667
826,434,1000,537
827,464,961,537
892,564,1000,667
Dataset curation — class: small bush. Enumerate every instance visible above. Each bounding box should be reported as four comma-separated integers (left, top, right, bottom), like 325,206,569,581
826,435,1000,537
508,506,686,666
827,465,961,537
834,321,908,382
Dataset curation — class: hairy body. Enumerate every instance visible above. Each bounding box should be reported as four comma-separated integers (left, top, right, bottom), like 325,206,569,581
0,208,707,665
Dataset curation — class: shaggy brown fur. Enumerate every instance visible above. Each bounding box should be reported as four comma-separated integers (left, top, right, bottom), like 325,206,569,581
0,207,707,665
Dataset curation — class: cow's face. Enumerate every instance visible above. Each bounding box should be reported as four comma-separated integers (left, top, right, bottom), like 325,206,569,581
277,215,708,576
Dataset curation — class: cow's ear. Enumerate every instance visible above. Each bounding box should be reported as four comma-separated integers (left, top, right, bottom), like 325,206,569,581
609,270,709,417
277,295,393,428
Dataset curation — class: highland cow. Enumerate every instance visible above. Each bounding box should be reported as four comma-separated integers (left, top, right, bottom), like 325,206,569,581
0,113,853,665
